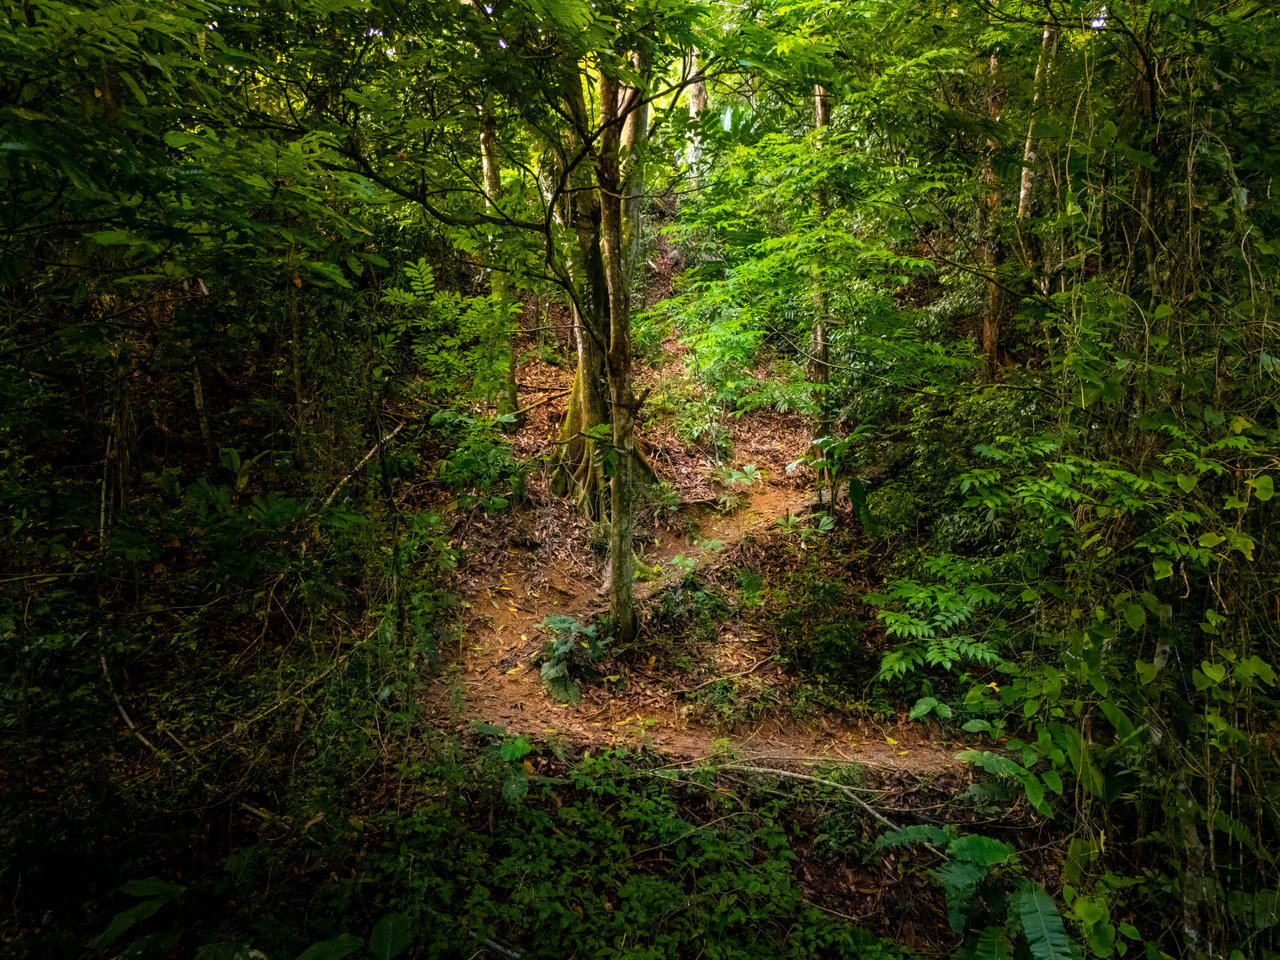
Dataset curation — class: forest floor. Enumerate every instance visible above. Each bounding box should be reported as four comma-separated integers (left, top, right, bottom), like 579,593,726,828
423,341,970,781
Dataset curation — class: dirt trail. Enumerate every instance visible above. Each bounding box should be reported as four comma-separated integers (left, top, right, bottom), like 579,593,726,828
424,407,965,776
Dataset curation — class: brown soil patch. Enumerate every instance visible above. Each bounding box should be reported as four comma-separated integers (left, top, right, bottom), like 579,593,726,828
426,361,967,777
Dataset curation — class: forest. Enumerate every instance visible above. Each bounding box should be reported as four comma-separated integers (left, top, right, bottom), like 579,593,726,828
2,0,1278,957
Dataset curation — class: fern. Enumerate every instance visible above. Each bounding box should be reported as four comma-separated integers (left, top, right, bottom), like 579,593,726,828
874,824,952,850
1012,882,1073,960
948,834,1017,868
383,257,435,305
932,860,987,934
958,926,1015,960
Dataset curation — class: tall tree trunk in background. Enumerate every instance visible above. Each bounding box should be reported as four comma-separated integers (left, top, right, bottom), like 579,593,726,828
550,71,612,517
480,108,521,425
621,51,649,295
1015,25,1058,292
978,54,1005,377
685,49,708,180
810,84,832,467
598,71,641,644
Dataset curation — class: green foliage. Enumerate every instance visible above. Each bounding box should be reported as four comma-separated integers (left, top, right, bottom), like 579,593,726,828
536,615,606,703
870,556,1005,684
429,410,525,511
384,259,517,404
1012,884,1073,960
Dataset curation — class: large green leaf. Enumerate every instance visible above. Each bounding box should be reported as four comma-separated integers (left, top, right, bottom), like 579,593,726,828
959,926,1014,960
369,913,413,960
296,933,363,960
1012,883,1073,960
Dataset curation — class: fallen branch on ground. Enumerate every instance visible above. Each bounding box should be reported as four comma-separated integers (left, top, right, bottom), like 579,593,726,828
513,389,569,417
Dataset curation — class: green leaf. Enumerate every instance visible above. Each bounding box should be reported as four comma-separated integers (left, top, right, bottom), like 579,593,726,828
498,736,533,761
1022,774,1049,815
1247,474,1274,501
502,771,529,803
369,914,413,960
1153,559,1173,581
542,672,580,703
949,833,1017,867
1175,474,1197,493
1123,602,1146,630
296,933,363,960
957,749,1026,779
875,824,951,849
1198,532,1226,548
908,696,939,720
90,229,139,246
967,926,1015,960
932,860,988,934
525,0,593,31
1201,661,1227,684
301,260,353,289
120,878,185,900
90,898,167,949
1012,883,1073,960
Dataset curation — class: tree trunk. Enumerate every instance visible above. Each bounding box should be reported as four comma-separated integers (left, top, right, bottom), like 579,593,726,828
979,55,1005,377
1015,25,1057,292
549,70,613,516
685,50,708,178
598,71,640,645
480,109,521,425
621,50,649,296
810,85,832,472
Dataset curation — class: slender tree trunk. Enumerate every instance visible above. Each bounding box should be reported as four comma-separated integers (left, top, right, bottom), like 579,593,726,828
979,55,1005,377
1016,25,1058,291
685,50,708,180
480,109,521,425
598,71,640,645
810,85,832,477
621,51,649,295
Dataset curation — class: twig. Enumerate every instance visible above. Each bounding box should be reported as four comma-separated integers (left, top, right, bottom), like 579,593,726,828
680,762,903,833
321,422,407,508
512,389,569,417
676,656,775,693
101,655,160,755
101,656,272,821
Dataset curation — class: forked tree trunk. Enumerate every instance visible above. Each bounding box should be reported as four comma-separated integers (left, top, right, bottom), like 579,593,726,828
685,50,708,178
549,70,613,515
621,51,649,293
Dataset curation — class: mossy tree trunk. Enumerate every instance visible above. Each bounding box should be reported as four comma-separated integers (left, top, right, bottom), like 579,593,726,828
549,70,613,517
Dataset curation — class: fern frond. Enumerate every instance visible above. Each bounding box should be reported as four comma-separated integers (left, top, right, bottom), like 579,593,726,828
1012,882,1073,960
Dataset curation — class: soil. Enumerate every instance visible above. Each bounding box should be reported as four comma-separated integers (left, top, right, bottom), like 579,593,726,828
423,350,969,781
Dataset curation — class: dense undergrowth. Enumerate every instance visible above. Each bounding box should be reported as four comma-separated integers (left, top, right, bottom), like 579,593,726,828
5,0,1280,957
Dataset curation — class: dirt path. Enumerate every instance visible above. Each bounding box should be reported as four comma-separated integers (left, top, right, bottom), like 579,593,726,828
424,406,965,777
